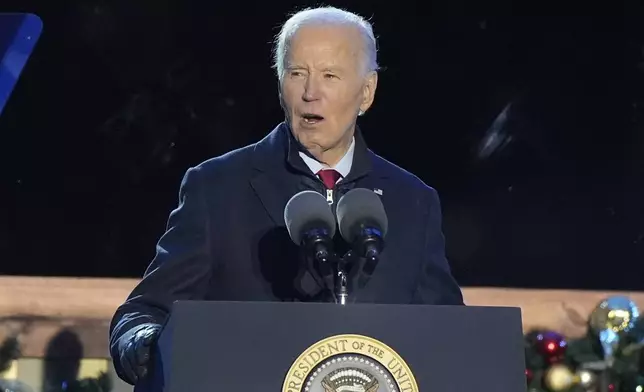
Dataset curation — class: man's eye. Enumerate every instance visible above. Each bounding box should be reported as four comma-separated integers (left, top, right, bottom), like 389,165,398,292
324,73,337,79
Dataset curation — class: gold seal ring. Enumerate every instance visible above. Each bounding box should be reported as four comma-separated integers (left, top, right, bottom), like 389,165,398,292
282,334,419,392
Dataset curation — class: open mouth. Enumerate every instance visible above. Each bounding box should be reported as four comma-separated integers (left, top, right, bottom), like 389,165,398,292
301,113,324,124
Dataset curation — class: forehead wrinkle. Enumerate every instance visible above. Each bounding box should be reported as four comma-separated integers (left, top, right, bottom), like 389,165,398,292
287,33,364,74
286,25,366,69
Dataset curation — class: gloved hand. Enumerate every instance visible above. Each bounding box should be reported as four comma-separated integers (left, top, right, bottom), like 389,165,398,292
118,323,162,384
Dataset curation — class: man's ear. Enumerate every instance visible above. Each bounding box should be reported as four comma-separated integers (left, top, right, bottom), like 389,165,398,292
278,80,286,111
278,80,293,124
359,71,378,115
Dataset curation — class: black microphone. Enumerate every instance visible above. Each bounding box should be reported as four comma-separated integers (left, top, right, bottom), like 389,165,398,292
336,188,388,275
284,190,337,272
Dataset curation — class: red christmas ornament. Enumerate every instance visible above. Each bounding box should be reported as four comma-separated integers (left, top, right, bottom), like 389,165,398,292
525,369,533,383
535,331,567,362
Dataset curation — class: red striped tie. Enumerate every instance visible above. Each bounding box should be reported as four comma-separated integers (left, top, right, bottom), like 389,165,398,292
317,169,341,189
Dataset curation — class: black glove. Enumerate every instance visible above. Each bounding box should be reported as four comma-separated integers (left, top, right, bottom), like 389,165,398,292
118,323,162,384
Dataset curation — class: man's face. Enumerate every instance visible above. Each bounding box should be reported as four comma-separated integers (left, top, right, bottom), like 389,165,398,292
280,24,378,160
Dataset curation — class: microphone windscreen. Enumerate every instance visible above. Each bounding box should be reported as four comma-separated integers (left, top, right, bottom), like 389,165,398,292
336,188,388,243
284,190,336,244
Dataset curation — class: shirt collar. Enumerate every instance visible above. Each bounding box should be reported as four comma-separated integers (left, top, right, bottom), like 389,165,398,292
298,136,355,178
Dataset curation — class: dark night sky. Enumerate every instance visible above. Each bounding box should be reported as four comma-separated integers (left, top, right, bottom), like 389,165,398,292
1,0,643,290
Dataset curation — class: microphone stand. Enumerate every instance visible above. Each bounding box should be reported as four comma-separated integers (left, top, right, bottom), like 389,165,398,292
335,257,349,305
334,251,353,305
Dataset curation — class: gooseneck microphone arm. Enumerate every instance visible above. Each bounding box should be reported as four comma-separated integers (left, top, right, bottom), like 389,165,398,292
301,228,333,263
335,254,349,305
358,227,383,259
303,229,351,305
310,240,349,306
299,226,352,305
354,225,384,275
300,227,336,282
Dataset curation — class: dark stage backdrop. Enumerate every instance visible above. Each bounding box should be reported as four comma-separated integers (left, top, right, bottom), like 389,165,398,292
1,0,643,291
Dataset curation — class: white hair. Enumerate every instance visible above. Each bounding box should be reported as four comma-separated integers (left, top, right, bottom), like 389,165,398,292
272,7,379,81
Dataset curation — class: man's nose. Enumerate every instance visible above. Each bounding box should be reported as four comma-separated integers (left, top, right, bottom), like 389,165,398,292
302,76,321,102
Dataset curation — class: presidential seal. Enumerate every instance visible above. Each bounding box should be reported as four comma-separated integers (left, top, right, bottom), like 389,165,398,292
282,334,419,392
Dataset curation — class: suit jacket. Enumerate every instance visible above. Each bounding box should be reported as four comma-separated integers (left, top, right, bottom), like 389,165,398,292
109,122,464,384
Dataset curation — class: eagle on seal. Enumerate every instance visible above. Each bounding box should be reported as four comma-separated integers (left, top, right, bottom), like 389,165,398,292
321,367,379,392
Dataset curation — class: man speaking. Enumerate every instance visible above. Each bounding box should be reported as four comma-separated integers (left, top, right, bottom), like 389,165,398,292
109,6,464,387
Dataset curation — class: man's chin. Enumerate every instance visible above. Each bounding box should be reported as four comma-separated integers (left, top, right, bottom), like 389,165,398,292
291,127,323,147
298,137,325,154
290,124,350,153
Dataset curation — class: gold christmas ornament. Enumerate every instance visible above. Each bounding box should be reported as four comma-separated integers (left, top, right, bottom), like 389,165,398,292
576,369,596,389
544,364,575,391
